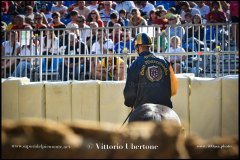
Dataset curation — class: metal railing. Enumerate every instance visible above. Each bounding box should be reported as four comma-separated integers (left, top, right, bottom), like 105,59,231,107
1,23,239,81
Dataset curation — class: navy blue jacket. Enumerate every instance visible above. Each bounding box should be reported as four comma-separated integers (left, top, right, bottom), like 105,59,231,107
124,51,178,109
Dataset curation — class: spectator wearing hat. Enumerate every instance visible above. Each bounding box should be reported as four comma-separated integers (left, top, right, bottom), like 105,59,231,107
94,40,124,81
99,1,118,26
73,1,91,20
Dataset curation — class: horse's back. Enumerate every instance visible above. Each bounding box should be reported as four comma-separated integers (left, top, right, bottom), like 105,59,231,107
128,103,181,125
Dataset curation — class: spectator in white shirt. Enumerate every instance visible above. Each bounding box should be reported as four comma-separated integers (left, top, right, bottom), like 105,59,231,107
73,1,91,20
87,1,99,12
140,1,155,19
165,36,186,73
76,15,91,43
115,1,136,14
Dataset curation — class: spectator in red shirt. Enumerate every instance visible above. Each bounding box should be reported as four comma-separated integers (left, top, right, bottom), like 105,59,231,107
206,1,227,23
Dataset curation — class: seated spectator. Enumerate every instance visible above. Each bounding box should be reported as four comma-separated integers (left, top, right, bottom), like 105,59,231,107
115,1,136,14
50,12,66,36
194,1,210,22
99,1,118,26
86,9,104,27
153,28,168,53
25,5,35,21
33,13,47,36
87,1,99,12
1,31,20,78
73,1,90,20
180,1,201,23
37,3,52,25
206,1,227,23
97,2,104,12
152,9,168,30
59,33,89,81
86,22,98,51
107,12,124,33
165,14,185,38
129,8,148,36
51,1,68,18
183,14,205,52
183,12,193,25
140,1,155,19
94,40,124,80
76,15,91,42
91,29,114,79
119,9,129,26
114,31,135,54
66,2,78,13
165,36,186,73
12,26,37,77
110,23,124,45
66,10,79,28
148,10,156,25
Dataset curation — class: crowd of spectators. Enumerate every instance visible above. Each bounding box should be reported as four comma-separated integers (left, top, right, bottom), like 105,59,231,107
1,1,238,79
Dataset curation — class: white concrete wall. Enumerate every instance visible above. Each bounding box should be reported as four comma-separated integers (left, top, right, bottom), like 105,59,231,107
1,76,238,139
72,80,100,121
2,77,30,120
222,75,239,138
45,82,72,122
172,74,191,134
190,77,222,139
18,82,45,119
99,81,131,126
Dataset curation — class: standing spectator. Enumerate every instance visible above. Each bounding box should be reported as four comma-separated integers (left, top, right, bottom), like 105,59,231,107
51,1,68,18
165,36,186,73
180,1,201,22
73,1,90,20
87,1,99,12
86,9,104,27
99,1,118,26
115,1,136,14
76,15,91,43
50,12,66,36
194,1,210,21
206,1,227,23
140,1,155,19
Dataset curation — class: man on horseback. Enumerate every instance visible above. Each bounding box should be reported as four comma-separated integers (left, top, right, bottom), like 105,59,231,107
123,32,179,123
